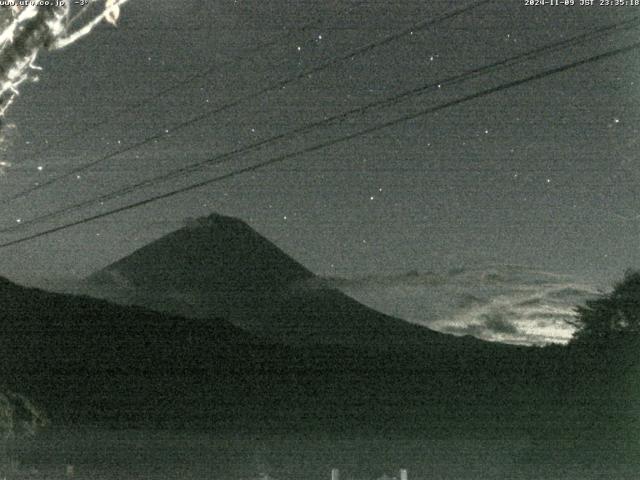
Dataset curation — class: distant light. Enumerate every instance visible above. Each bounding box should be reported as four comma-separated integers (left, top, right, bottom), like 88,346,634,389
37,165,43,171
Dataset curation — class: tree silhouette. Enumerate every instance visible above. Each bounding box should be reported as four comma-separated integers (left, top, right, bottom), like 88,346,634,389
569,270,640,346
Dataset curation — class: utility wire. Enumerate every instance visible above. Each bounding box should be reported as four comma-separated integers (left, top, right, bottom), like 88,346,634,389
2,15,637,234
1,40,637,249
1,0,491,204
2,1,362,202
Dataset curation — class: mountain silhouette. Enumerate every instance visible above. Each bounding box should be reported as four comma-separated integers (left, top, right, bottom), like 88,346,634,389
86,213,458,347
0,275,274,426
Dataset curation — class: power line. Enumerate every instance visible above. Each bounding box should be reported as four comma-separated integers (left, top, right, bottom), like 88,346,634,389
1,40,637,249
3,16,635,232
3,15,637,234
5,4,340,191
1,0,491,204
1,1,361,202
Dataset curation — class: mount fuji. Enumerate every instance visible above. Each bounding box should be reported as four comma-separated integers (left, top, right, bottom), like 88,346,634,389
85,213,462,348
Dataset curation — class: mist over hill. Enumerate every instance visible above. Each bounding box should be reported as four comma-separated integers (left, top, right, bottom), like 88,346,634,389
320,265,600,345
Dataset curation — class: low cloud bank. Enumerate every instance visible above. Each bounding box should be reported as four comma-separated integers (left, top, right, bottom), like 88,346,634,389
299,265,601,345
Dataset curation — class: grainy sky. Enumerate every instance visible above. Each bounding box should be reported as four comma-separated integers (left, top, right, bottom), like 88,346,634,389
0,0,638,293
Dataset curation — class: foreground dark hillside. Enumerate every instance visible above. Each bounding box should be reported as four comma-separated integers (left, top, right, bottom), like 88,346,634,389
0,272,510,430
0,275,637,476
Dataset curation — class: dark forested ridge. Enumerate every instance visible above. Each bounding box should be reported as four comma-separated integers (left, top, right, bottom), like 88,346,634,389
0,274,510,429
0,272,636,471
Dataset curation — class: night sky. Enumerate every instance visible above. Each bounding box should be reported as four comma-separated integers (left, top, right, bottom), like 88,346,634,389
0,0,638,341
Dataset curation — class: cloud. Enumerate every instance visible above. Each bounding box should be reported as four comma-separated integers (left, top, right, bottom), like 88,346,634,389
482,312,520,335
301,264,573,291
298,265,601,346
455,293,487,309
441,311,522,343
442,323,487,338
298,269,446,290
